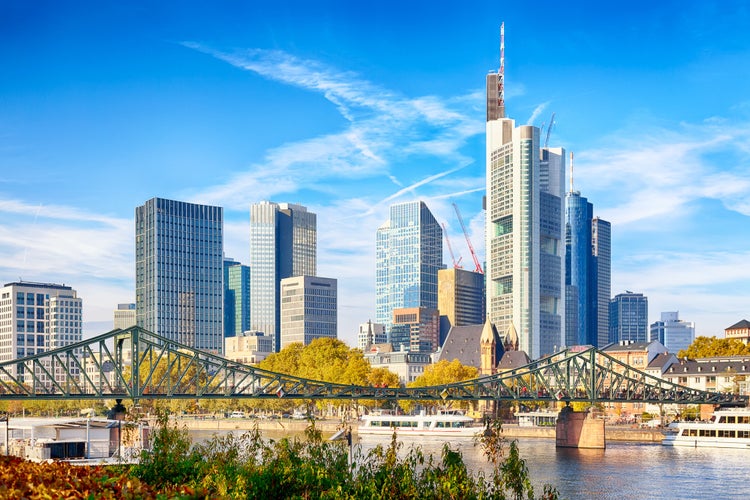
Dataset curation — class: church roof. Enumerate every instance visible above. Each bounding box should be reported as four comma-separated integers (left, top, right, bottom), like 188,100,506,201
497,350,531,370
435,324,485,369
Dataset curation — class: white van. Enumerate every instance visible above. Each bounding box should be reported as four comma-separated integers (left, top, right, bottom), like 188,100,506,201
229,411,245,418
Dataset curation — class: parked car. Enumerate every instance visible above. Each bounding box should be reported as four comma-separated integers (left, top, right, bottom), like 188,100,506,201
229,411,246,418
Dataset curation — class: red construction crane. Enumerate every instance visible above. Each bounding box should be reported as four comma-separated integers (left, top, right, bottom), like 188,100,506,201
452,203,483,274
442,223,463,269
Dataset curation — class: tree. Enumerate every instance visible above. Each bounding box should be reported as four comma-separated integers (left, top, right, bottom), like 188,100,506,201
405,359,479,413
678,336,750,359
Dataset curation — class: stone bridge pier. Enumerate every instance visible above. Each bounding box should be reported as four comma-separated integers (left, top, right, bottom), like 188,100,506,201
555,405,605,449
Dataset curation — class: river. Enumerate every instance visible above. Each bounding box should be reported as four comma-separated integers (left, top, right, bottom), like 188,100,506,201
190,430,750,499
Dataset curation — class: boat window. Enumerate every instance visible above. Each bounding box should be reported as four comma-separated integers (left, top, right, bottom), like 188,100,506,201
738,430,750,438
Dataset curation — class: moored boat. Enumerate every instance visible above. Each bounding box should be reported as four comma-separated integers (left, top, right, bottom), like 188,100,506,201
662,407,750,449
358,409,480,437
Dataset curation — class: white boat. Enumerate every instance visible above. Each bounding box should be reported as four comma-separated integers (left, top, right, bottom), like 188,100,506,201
358,410,480,437
663,407,750,449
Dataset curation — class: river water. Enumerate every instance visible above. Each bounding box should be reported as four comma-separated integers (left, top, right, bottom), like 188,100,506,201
190,430,750,499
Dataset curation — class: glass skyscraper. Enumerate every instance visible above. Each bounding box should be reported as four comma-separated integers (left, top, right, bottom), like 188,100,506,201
592,217,612,347
565,190,594,346
375,201,442,340
135,197,224,353
224,258,250,338
249,201,316,352
609,292,648,343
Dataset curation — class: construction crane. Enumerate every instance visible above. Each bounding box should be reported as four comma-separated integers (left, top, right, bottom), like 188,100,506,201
452,203,483,274
442,223,463,269
544,112,556,148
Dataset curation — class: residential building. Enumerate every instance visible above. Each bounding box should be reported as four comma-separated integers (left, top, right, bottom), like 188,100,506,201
650,311,695,353
725,319,750,344
591,217,611,348
364,345,432,385
113,303,136,330
375,201,442,339
389,307,439,353
437,268,485,329
358,321,386,351
609,292,648,343
485,114,566,358
224,258,250,338
224,331,273,365
250,201,316,352
135,197,224,353
0,281,82,382
279,275,336,349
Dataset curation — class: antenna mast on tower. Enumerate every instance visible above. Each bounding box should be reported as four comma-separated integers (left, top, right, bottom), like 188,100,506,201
569,152,575,193
498,22,505,118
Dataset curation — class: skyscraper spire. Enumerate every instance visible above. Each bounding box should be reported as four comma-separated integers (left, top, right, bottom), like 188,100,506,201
498,22,505,118
569,151,575,193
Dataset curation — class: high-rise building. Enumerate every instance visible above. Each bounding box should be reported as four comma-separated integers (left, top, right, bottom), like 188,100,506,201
390,307,440,353
224,258,250,338
564,180,612,348
279,275,336,349
609,292,648,343
0,281,82,382
438,268,485,328
135,197,224,353
249,201,316,352
592,217,612,347
113,303,136,330
650,312,695,353
485,112,565,358
375,201,442,339
224,331,273,365
358,320,387,351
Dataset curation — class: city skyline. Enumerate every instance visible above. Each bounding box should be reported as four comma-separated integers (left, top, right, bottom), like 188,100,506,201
2,2,750,346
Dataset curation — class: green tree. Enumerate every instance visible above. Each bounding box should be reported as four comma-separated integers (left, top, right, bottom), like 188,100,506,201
678,336,750,358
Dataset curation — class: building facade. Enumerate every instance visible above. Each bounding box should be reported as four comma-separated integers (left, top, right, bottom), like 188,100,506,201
279,275,336,349
364,347,432,385
592,217,612,347
437,268,485,328
725,320,750,344
224,258,250,338
358,320,387,351
485,121,566,359
249,201,316,352
389,307,440,353
113,303,136,330
224,331,273,365
375,201,442,339
0,281,82,382
135,197,224,353
650,311,695,353
609,292,648,343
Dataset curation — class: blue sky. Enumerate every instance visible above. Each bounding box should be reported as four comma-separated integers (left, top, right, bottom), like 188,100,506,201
2,1,749,347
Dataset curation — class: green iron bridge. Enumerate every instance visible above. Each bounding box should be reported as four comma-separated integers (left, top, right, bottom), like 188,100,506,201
0,326,746,407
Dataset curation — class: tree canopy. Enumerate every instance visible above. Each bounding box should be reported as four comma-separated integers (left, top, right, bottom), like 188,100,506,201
677,336,750,358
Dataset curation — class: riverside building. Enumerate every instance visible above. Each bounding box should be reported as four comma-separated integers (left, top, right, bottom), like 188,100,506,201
135,197,224,354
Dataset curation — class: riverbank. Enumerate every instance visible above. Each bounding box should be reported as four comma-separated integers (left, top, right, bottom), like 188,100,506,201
175,417,665,443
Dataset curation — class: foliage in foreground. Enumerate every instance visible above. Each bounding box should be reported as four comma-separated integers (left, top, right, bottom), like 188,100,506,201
1,412,559,499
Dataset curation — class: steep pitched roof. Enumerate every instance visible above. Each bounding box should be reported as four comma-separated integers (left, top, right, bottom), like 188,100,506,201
435,324,484,369
497,350,532,370
726,319,750,330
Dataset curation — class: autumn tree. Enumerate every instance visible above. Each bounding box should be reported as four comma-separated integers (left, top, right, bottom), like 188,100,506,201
678,336,750,359
404,359,479,413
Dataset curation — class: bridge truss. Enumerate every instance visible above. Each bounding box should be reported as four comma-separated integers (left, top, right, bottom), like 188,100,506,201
0,327,745,407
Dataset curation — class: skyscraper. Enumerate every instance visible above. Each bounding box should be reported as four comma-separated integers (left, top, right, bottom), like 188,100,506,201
592,217,612,347
113,303,136,330
249,201,316,352
375,201,443,340
135,197,224,353
565,187,594,346
485,57,566,358
224,258,250,338
279,275,337,349
438,268,485,328
609,292,648,343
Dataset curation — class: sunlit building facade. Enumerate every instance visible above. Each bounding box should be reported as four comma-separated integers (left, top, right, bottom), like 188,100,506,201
279,275,337,349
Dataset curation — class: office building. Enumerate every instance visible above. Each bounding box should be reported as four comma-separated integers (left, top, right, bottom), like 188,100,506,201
437,268,485,328
279,275,336,349
485,56,566,358
249,201,316,352
592,217,612,347
0,281,82,382
375,201,442,339
650,312,695,353
358,321,387,351
135,197,224,353
224,258,250,338
389,307,440,353
224,331,273,365
609,292,648,343
113,303,136,330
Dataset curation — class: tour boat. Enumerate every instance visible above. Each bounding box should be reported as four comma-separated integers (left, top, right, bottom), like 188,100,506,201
662,407,750,449
358,410,480,437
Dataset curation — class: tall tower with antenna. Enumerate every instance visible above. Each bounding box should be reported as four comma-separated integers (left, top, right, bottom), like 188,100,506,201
486,23,505,121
